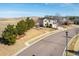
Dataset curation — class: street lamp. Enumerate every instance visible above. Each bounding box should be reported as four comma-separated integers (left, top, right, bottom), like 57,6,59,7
65,30,68,56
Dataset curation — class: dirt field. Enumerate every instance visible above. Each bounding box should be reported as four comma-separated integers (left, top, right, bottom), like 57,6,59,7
0,20,54,56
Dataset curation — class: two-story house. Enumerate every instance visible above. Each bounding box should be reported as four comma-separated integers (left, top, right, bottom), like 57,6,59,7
38,16,58,28
38,16,71,29
43,18,58,28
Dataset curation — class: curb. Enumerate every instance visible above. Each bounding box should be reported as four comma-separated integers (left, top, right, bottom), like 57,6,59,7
25,30,61,47
26,29,62,46
62,47,66,56
13,29,62,56
13,27,76,56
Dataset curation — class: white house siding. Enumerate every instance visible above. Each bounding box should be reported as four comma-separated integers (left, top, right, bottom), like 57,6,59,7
51,20,58,28
43,19,49,27
43,19,58,28
52,24,58,28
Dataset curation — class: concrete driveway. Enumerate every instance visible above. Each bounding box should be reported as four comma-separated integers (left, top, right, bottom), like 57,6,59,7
17,28,78,56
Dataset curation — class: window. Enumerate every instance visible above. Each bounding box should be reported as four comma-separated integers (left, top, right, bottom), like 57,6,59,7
49,24,52,28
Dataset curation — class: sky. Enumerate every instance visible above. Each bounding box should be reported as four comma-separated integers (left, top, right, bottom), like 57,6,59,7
0,3,79,18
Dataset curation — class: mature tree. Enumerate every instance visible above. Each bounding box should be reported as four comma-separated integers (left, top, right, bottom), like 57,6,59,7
68,16,75,21
25,17,31,30
2,24,16,45
16,20,27,35
25,17,35,30
4,25,17,35
74,19,79,25
29,19,35,28
1,17,35,45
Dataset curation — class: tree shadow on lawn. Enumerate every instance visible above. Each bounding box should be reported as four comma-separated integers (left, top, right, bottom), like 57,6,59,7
66,50,79,56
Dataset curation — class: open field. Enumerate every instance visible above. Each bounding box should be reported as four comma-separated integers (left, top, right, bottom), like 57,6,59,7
0,20,54,56
0,20,20,37
0,17,39,37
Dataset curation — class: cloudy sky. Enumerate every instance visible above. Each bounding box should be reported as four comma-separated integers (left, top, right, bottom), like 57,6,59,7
0,3,79,17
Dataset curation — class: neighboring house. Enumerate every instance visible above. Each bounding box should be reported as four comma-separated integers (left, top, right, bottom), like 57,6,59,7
58,17,73,25
38,16,58,28
74,17,79,24
38,17,44,27
58,17,67,25
38,16,74,29
61,17,74,25
43,18,58,28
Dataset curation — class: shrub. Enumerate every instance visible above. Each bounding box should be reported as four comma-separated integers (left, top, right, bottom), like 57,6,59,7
16,20,28,35
2,25,16,45
1,17,35,45
25,17,35,30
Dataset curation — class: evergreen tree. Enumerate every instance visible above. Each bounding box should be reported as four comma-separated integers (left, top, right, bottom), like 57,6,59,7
2,25,16,45
30,19,35,28
16,20,27,35
25,17,35,30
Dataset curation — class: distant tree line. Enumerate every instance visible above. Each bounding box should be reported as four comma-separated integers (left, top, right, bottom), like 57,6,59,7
1,17,35,45
68,16,79,25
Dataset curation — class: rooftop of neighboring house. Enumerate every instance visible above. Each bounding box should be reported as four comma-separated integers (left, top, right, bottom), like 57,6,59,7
44,16,58,20
38,16,70,22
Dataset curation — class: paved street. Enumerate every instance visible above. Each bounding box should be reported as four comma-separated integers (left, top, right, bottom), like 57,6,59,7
17,28,78,56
